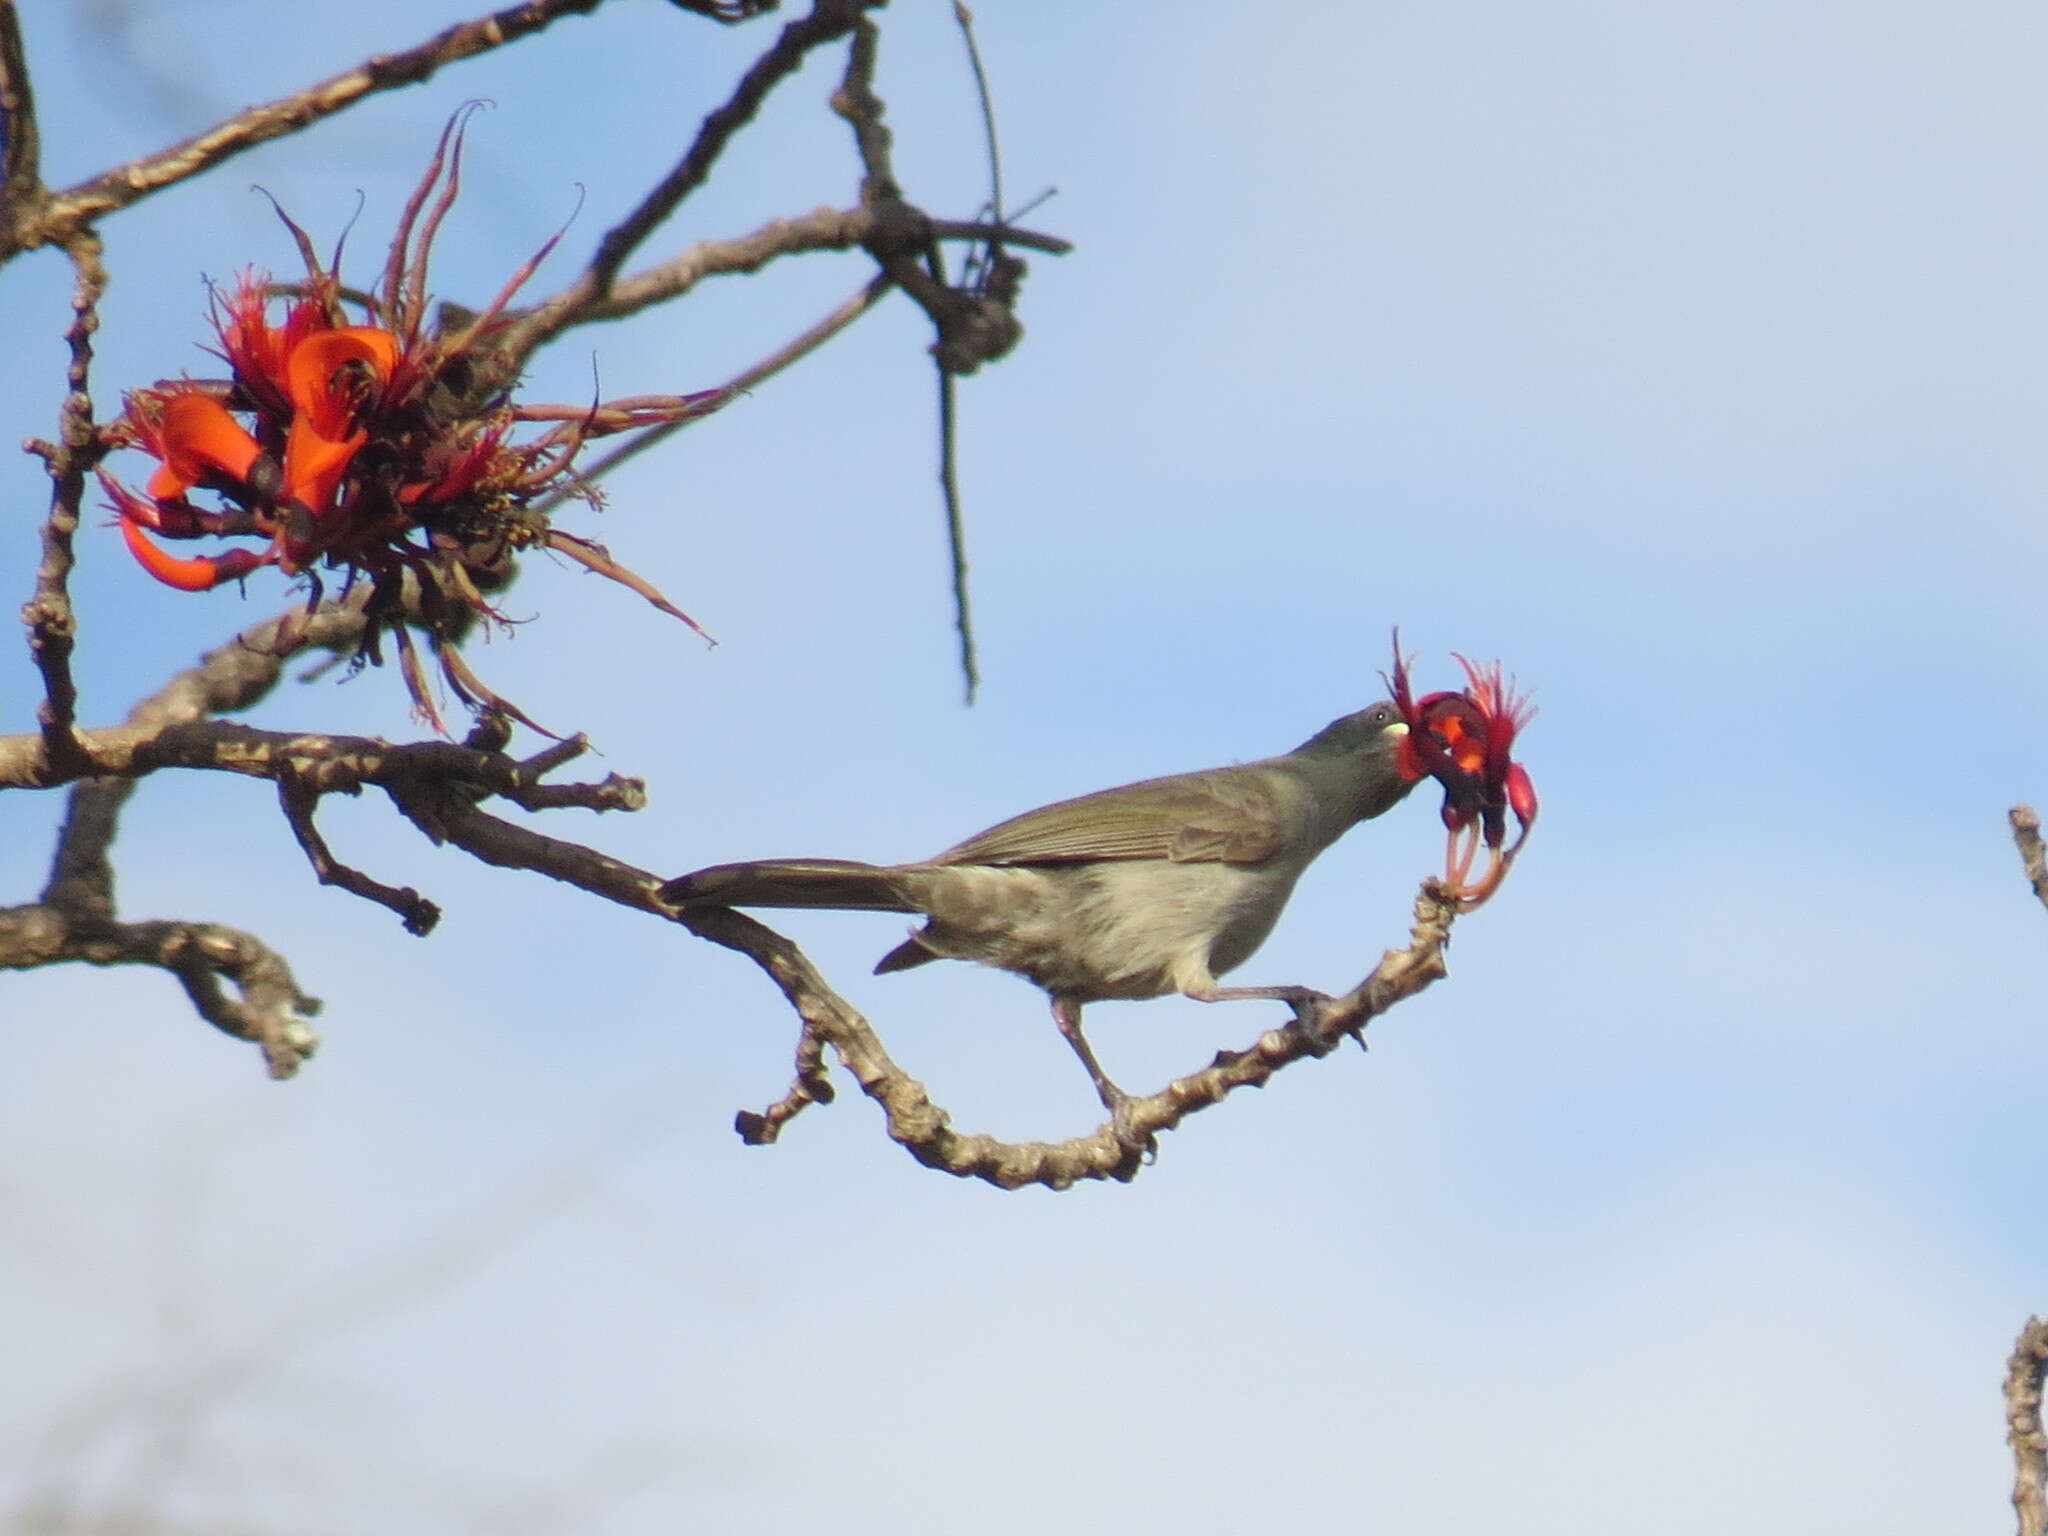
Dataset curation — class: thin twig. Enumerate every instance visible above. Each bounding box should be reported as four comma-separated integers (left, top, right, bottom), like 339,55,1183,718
733,1021,835,1143
6,0,619,258
498,0,882,361
500,206,1062,340
935,368,978,703
279,778,441,936
953,3,1003,223
22,231,109,779
531,272,894,514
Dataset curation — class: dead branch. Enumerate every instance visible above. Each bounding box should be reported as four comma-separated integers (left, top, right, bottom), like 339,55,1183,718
279,777,441,936
0,901,321,1076
20,232,108,779
690,883,1463,1190
0,0,1101,1180
2011,806,2048,914
502,205,1064,337
0,593,629,1065
0,2,39,223
935,363,977,702
3,598,369,790
2010,1316,2048,1536
831,18,1024,378
2,593,357,1077
533,272,894,513
494,0,885,364
1,0,676,259
9,689,1466,1187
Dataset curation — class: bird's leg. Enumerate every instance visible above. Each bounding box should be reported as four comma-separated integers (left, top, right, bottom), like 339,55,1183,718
1183,981,1332,1033
1445,821,1482,893
1050,996,1147,1152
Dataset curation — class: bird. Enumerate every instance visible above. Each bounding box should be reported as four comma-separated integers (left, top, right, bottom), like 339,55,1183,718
660,702,1429,1134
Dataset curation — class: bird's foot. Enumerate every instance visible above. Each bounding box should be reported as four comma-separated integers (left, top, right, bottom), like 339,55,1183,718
1287,990,1334,1038
1103,1089,1157,1166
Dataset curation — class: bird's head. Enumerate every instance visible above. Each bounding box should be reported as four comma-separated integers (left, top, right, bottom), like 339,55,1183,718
1385,634,1538,908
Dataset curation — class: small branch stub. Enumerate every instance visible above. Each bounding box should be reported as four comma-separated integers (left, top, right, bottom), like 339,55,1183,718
2011,1315,2048,1536
2011,806,2048,915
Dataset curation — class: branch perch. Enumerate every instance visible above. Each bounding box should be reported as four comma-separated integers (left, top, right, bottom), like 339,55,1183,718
687,883,1463,1190
2010,1316,2048,1536
0,902,322,1077
2011,806,2048,915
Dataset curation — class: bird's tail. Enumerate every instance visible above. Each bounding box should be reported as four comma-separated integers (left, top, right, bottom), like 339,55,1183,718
658,858,915,913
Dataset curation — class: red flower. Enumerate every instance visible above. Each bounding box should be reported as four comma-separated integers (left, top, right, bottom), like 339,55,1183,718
1386,633,1538,908
100,109,729,734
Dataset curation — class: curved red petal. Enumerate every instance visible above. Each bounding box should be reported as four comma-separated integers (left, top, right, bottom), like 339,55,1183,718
285,327,400,436
146,392,263,496
283,416,366,516
120,517,268,591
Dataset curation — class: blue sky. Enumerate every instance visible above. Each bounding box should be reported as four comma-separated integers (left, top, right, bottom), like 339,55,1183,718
3,1,2045,1531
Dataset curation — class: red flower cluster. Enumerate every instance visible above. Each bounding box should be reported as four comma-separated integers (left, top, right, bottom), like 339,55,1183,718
1386,634,1539,908
99,111,727,733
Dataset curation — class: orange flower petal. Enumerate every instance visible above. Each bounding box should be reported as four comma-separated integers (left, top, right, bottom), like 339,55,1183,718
284,415,366,515
285,327,400,437
119,516,267,591
142,392,264,498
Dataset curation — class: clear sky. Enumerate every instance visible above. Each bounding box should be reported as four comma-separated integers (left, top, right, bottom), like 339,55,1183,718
3,2,2045,1531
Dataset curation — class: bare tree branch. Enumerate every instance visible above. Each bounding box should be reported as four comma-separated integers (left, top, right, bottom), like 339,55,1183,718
5,599,369,790
0,903,321,1076
1,675,647,1065
496,0,884,363
2011,806,2048,914
0,1,41,222
279,777,442,936
831,19,1023,378
694,884,1463,1190
2,0,655,259
12,679,1467,1187
953,3,1004,225
0,0,1164,1194
20,232,108,779
534,271,895,514
2009,1316,2048,1536
506,206,1062,338
935,366,978,703
5,599,354,1068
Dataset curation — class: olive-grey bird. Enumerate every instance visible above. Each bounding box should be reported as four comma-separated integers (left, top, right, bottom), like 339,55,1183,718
660,703,1422,1130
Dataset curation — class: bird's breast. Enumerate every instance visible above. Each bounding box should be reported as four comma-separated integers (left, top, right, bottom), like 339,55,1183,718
907,859,1304,1002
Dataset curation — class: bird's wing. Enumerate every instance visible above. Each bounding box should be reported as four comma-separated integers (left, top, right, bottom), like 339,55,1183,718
931,765,1297,867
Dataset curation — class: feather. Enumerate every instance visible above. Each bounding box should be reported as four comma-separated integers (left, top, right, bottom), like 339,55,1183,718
931,765,1296,868
663,858,915,912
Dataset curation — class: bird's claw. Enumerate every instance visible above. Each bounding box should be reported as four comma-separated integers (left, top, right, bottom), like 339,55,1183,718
1106,1092,1158,1166
1288,990,1334,1037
